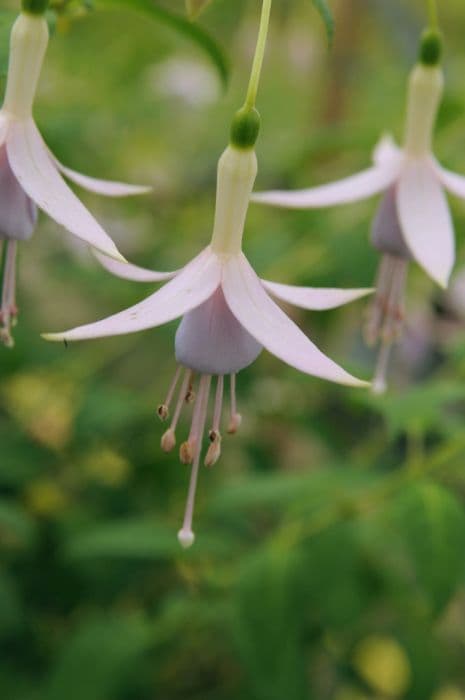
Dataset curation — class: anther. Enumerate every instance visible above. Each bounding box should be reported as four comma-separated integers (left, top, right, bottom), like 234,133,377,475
157,404,169,421
157,365,182,421
185,385,196,404
205,430,221,467
159,369,192,452
161,428,176,452
180,441,194,465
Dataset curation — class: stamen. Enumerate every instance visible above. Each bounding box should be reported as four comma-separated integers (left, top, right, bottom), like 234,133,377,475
180,374,212,465
157,365,182,421
369,257,409,394
185,376,196,404
227,373,242,434
178,374,211,548
381,259,408,343
363,255,396,347
205,375,224,467
0,240,18,348
372,341,393,395
161,369,192,452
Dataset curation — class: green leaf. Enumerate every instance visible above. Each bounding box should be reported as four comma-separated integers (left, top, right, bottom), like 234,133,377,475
0,10,15,81
234,547,307,700
0,500,36,549
65,517,232,560
96,0,228,87
311,0,334,46
355,380,465,439
41,614,153,700
0,570,22,638
185,0,212,20
299,522,371,630
382,481,465,615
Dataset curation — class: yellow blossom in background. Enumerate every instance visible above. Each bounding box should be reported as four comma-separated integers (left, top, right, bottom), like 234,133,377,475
81,447,132,487
352,635,411,698
2,371,78,450
24,479,68,518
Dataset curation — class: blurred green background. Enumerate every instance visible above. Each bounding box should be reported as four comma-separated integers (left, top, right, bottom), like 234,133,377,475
2,0,465,698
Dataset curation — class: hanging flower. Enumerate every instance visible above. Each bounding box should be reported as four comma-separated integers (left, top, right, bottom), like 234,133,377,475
44,139,371,546
0,6,149,346
252,33,460,391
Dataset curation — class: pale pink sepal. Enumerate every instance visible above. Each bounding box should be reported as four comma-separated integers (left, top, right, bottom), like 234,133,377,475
372,134,402,167
222,254,369,387
43,247,221,342
250,163,399,209
262,280,373,310
6,120,125,261
55,160,151,197
93,250,178,283
397,159,455,288
435,163,465,202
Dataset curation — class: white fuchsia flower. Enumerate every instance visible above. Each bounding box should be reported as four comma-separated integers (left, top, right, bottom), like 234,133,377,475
0,8,149,346
252,33,463,392
44,141,372,547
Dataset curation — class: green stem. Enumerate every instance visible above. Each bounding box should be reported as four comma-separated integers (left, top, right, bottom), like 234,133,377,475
427,0,438,29
244,0,272,109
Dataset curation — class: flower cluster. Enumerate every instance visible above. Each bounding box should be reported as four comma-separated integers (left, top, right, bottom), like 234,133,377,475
2,1,460,545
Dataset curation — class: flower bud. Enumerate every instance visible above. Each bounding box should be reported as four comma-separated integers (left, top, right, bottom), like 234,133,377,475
419,30,442,66
230,106,261,150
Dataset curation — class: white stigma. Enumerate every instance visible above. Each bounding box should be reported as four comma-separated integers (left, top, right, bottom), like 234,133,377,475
177,528,195,549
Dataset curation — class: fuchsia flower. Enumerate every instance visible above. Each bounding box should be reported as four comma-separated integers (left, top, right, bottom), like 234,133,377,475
45,142,371,547
0,10,149,346
252,41,462,392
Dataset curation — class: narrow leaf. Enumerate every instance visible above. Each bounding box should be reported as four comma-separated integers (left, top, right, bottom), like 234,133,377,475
383,481,465,614
43,614,153,700
96,0,228,87
311,0,334,46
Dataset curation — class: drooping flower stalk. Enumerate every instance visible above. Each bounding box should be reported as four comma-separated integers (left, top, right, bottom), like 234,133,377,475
45,0,372,547
427,0,438,30
244,0,272,110
0,2,150,345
